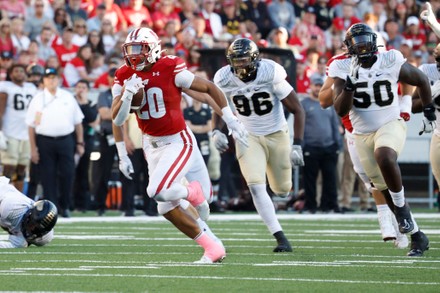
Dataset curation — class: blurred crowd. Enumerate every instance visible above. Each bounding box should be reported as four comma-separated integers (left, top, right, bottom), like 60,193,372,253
0,0,438,216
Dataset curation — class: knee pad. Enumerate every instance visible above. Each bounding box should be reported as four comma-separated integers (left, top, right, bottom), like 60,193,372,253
157,200,182,215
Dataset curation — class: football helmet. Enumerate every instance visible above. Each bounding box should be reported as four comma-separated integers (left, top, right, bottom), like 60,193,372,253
344,23,377,61
122,27,162,71
226,38,260,82
21,200,58,241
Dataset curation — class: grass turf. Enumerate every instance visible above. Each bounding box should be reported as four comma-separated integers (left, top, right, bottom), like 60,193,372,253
0,213,439,292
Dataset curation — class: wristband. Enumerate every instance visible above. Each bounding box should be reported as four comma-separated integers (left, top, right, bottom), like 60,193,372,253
221,106,235,124
116,141,128,157
293,138,303,146
76,142,84,146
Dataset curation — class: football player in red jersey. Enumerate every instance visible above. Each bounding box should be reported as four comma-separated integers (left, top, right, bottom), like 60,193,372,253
111,27,248,263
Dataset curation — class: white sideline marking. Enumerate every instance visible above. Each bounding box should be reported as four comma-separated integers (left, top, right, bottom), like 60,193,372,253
0,272,439,286
57,213,440,223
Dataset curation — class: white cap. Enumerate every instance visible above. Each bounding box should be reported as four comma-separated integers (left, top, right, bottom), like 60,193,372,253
406,16,419,27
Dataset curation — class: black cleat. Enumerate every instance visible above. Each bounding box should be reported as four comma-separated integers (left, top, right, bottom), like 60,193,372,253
394,203,414,234
407,231,429,257
273,242,293,252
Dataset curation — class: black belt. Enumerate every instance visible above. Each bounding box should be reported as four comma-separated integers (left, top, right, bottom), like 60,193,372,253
37,133,72,140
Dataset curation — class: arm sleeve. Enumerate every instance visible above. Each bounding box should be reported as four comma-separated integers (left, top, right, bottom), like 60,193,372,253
175,69,195,89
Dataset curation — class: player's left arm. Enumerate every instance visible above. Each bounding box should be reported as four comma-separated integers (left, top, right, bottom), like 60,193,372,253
399,62,432,110
281,90,305,144
182,88,223,116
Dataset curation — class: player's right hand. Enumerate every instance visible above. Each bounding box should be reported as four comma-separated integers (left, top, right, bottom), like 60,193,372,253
420,3,437,26
0,131,8,151
345,56,359,92
119,155,134,180
124,74,143,95
290,145,304,167
212,129,229,153
226,119,249,148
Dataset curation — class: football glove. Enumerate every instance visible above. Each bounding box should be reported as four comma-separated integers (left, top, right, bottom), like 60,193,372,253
345,56,360,92
419,103,437,135
212,129,229,153
221,107,249,148
124,73,143,95
0,131,8,151
119,155,134,180
116,141,134,179
290,145,304,167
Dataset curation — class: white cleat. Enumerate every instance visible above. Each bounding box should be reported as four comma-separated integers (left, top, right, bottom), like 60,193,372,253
194,255,226,264
196,200,210,221
378,209,397,242
392,214,409,249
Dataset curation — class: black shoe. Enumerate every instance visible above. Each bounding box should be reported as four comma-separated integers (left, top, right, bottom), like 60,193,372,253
273,241,293,252
341,207,355,213
97,209,105,216
209,201,225,213
124,210,135,217
145,210,159,216
361,207,377,213
407,231,429,257
394,203,414,233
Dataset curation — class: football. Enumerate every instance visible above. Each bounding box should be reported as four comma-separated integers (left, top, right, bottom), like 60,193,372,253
131,87,145,108
122,84,144,108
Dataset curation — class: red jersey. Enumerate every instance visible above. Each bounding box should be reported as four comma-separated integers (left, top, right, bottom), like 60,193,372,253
326,53,353,133
114,56,189,136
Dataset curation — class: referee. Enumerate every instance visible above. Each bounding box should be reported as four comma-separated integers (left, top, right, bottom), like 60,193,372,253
26,67,85,218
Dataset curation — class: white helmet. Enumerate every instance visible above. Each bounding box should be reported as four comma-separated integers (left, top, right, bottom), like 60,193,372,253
123,27,162,71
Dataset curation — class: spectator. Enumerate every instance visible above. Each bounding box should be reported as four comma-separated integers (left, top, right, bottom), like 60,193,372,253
0,64,38,191
267,0,296,34
25,67,85,218
93,58,122,89
100,20,118,55
314,0,333,31
0,19,16,58
192,15,215,48
10,18,30,58
161,20,180,46
93,68,118,216
65,0,88,22
179,0,199,27
151,0,181,36
86,30,106,56
383,18,405,51
123,0,153,29
73,79,98,212
52,27,79,69
0,51,13,81
24,40,46,67
35,26,57,62
53,7,71,35
403,16,427,52
199,0,223,40
301,74,342,213
101,0,128,33
184,97,212,165
292,0,309,20
87,4,106,33
0,0,26,19
24,0,55,40
64,44,95,88
243,0,273,40
331,3,361,33
72,18,89,47
0,185,57,249
219,0,247,39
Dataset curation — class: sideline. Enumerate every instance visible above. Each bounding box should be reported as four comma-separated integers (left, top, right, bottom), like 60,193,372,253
57,213,440,223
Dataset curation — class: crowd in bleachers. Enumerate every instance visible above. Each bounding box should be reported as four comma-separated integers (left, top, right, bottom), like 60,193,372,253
0,0,438,216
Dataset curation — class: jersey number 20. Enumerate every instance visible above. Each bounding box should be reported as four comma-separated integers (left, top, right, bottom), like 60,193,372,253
135,87,165,119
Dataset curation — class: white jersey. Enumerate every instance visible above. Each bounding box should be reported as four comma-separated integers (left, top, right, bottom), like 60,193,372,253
213,59,293,136
0,176,53,248
419,63,440,136
0,81,37,140
328,50,405,134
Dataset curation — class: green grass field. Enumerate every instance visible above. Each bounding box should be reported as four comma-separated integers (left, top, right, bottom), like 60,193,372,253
0,212,439,293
